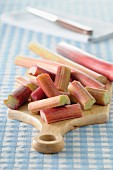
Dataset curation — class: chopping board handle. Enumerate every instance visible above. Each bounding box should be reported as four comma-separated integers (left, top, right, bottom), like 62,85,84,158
32,126,64,154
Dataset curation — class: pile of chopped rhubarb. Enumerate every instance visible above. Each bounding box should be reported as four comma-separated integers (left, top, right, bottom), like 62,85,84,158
4,42,112,124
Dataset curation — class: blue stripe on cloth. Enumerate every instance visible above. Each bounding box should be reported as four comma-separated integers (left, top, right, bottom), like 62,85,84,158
92,124,104,170
79,127,89,170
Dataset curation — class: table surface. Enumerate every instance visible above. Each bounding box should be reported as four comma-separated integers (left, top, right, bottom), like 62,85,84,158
0,0,113,170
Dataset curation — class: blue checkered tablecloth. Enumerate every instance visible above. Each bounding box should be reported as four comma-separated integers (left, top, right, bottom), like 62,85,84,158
0,0,113,169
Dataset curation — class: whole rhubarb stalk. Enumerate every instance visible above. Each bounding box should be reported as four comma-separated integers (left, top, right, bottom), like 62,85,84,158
36,73,60,97
15,56,107,87
57,42,113,82
68,81,96,110
40,103,82,124
28,42,107,84
55,66,71,91
71,71,106,89
15,56,59,73
85,86,110,105
4,85,32,110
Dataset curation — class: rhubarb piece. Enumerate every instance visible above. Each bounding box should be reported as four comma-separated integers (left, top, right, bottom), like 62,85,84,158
68,81,96,110
30,87,46,101
26,73,39,86
71,71,106,89
28,95,70,113
16,77,37,91
4,85,32,110
57,42,113,82
29,65,55,80
28,42,107,84
36,73,60,97
68,93,77,104
85,86,110,105
26,83,37,92
55,66,71,91
40,103,82,124
29,65,42,76
16,76,29,86
60,91,70,96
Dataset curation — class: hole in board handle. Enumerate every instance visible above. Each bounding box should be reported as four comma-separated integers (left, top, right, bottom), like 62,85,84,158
39,134,56,142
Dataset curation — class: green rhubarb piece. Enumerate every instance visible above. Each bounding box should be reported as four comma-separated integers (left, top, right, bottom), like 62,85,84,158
85,86,110,105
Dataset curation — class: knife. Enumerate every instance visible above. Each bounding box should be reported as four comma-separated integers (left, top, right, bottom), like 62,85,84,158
26,6,93,35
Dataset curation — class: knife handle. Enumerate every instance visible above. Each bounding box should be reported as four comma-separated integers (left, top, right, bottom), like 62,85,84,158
56,18,93,35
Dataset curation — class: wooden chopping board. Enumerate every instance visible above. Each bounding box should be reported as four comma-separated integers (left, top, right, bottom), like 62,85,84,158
8,81,112,154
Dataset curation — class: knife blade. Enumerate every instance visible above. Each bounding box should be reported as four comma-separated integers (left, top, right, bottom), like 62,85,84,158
26,6,93,35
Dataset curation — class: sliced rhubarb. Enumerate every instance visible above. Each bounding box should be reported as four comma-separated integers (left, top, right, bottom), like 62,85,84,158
29,65,55,80
4,85,32,110
85,86,110,105
36,73,60,97
68,93,77,104
16,76,37,91
26,73,39,86
16,76,29,86
68,81,96,110
28,95,70,113
55,66,71,91
40,103,82,124
30,87,46,101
